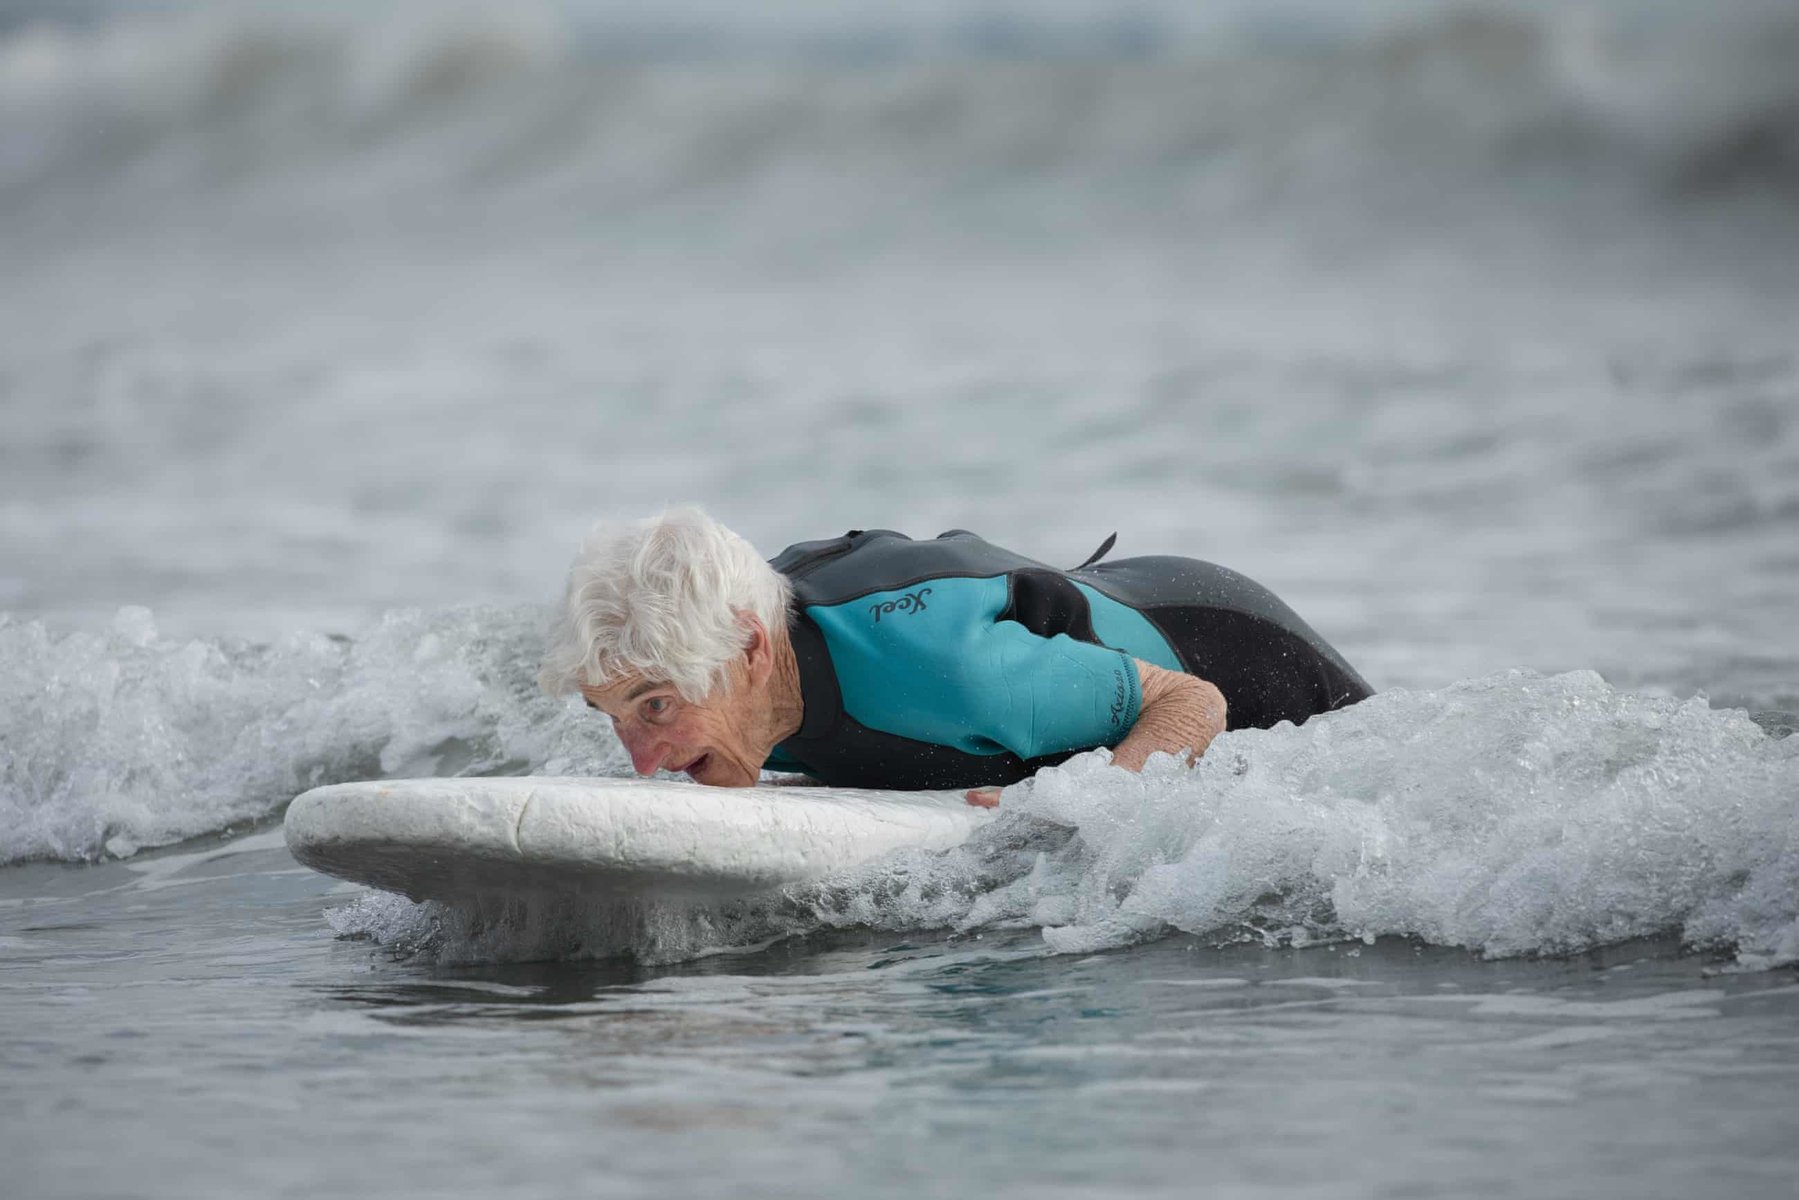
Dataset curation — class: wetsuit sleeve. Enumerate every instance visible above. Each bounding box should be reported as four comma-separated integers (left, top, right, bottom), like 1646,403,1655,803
969,621,1143,760
807,574,1145,766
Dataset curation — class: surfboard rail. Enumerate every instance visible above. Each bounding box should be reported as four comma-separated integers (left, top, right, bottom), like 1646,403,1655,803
285,776,991,902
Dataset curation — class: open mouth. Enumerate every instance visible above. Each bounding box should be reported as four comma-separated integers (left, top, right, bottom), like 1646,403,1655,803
680,754,711,778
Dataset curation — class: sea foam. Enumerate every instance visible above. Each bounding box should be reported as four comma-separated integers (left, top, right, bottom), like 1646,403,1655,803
0,605,622,863
327,669,1799,970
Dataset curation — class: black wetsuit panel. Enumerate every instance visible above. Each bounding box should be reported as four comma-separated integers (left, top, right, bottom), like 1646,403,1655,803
1071,556,1373,730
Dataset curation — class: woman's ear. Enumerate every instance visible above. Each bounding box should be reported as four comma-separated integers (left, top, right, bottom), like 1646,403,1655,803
738,613,773,686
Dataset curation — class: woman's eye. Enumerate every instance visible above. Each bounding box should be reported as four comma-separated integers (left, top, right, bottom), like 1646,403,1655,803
644,697,671,716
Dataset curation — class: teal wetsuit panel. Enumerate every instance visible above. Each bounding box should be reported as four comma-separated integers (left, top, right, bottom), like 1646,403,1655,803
1074,582,1183,671
805,576,1142,761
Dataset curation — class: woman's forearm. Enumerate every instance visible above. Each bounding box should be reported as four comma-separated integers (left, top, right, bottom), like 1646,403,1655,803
1110,659,1227,771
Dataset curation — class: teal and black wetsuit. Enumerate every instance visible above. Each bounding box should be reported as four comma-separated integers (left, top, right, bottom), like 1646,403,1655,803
762,529,1371,789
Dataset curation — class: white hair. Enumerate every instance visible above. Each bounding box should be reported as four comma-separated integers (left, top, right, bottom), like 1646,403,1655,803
539,507,793,702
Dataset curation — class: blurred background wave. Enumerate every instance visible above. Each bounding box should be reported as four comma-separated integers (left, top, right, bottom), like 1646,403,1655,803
3,0,1797,862
6,1,1799,234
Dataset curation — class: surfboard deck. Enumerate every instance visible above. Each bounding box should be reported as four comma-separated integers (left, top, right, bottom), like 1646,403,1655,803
284,776,992,902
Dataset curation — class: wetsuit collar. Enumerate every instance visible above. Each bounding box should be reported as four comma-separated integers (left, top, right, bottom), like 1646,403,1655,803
784,611,841,743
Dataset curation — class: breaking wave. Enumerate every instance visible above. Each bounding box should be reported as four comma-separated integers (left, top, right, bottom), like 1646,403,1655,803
5,601,1791,966
327,669,1799,971
0,604,622,863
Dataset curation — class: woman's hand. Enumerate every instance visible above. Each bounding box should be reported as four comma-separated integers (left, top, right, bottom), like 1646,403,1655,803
965,787,1002,808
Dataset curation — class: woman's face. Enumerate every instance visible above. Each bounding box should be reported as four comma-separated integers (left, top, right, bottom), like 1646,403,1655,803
579,661,768,788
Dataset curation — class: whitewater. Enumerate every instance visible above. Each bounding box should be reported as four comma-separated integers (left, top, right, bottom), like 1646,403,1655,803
3,2,1798,1197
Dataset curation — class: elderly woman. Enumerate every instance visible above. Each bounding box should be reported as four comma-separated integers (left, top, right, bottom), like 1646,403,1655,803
541,509,1371,805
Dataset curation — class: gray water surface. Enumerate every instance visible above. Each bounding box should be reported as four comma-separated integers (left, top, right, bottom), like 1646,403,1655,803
5,830,1797,1200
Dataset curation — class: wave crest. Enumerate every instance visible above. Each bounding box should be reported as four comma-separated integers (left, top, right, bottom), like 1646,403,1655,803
0,604,621,864
326,669,1799,970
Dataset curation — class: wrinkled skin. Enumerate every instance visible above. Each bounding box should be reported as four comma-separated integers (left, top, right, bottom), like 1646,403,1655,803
579,618,794,788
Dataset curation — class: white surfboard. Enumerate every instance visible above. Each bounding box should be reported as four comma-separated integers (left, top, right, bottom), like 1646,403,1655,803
284,776,993,903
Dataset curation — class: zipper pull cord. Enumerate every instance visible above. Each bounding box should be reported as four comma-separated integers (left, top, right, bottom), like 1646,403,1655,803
1072,532,1117,571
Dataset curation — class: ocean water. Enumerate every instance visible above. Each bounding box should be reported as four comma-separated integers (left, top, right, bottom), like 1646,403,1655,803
3,1,1798,1196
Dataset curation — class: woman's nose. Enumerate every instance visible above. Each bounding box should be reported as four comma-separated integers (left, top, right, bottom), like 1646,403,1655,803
616,725,667,776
